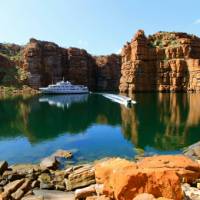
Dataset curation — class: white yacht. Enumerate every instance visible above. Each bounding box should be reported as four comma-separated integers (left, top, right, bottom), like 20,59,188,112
39,80,89,94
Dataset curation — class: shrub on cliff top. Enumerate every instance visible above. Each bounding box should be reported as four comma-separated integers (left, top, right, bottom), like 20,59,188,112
0,66,28,86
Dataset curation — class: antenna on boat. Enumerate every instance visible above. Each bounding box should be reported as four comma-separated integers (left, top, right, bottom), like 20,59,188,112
63,77,65,82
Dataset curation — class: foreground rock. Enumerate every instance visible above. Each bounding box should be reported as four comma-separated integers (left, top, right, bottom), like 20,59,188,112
95,155,200,200
65,164,96,190
0,162,95,199
86,196,111,200
133,193,173,200
33,189,75,200
52,150,73,159
75,184,104,199
182,183,200,200
22,196,43,200
183,141,200,161
75,184,96,199
2,179,25,199
40,157,59,170
0,161,8,175
1,155,200,200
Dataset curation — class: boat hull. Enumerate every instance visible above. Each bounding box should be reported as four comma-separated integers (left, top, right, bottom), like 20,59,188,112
39,89,89,94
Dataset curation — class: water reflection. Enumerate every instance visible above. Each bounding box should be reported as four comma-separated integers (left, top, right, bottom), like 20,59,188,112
39,94,88,108
1,93,200,164
122,93,200,150
0,94,121,143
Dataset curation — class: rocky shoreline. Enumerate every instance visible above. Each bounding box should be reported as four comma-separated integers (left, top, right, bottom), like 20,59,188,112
1,143,200,200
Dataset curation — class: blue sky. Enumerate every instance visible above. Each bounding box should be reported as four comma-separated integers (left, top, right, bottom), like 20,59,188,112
0,0,200,55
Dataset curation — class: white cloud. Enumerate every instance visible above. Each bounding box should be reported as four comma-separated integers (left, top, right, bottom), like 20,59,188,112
116,48,122,54
194,19,200,24
77,39,88,47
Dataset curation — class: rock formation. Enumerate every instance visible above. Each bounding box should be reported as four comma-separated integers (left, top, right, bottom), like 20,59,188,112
20,39,120,90
0,39,121,91
21,38,65,88
1,30,200,92
1,155,200,199
22,39,97,89
120,30,200,92
95,54,121,91
95,156,200,200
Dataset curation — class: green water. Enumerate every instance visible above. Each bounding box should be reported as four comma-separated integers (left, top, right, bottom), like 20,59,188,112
0,93,200,164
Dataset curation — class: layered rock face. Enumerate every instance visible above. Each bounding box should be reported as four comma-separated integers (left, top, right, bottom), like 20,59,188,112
22,39,97,89
1,30,200,92
0,39,121,91
21,39,120,90
120,30,200,92
95,54,121,91
22,38,65,88
65,47,96,90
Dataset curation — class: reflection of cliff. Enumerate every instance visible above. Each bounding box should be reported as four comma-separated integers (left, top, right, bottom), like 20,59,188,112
121,93,200,150
0,94,121,143
0,97,38,143
154,93,188,149
2,93,200,149
186,94,200,126
121,106,139,145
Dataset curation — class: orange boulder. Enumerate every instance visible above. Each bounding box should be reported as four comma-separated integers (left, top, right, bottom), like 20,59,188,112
95,156,200,200
133,193,173,200
133,193,155,200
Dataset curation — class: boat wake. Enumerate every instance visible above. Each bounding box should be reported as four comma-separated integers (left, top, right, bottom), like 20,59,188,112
101,93,136,107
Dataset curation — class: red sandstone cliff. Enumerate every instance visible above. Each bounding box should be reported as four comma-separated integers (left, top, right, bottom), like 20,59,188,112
21,39,98,89
1,30,200,92
95,54,121,91
0,39,121,91
119,30,200,92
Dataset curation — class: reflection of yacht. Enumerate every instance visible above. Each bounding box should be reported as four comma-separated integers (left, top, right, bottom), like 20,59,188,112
39,80,89,94
39,94,88,108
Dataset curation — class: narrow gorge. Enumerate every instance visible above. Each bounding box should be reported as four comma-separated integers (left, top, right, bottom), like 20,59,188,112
0,29,200,93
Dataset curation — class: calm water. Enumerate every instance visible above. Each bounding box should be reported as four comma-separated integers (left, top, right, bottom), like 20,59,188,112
0,93,200,165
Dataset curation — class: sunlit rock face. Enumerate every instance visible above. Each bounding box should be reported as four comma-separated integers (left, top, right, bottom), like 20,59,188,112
120,30,200,92
95,156,200,200
1,30,200,92
21,39,121,91
22,39,95,89
22,39,64,88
